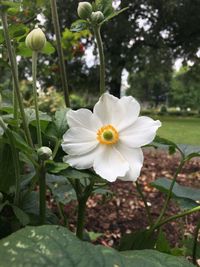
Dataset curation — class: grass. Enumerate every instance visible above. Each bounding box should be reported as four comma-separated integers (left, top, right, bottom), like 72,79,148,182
153,116,200,146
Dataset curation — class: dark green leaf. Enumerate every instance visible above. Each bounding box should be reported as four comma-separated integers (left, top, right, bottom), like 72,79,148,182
42,41,55,55
46,160,69,174
0,225,194,267
118,230,157,251
46,174,76,204
151,177,200,202
8,24,28,39
156,230,171,253
184,237,200,258
70,19,88,32
95,0,114,17
11,205,30,226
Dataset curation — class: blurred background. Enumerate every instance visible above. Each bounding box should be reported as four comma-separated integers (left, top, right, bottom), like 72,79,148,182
0,0,200,145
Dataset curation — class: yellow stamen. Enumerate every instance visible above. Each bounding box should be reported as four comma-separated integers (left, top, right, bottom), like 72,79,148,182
97,125,119,145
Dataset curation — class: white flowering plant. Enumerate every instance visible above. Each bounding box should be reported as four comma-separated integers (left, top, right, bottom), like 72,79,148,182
0,1,199,266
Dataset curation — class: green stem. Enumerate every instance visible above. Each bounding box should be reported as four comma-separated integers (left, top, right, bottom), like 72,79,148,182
32,51,42,147
151,158,185,231
1,11,33,147
56,200,68,227
156,205,200,229
93,25,106,95
12,48,19,125
135,181,153,225
0,117,20,206
50,0,70,107
76,196,87,240
75,180,94,240
39,161,46,225
52,139,61,159
192,218,200,265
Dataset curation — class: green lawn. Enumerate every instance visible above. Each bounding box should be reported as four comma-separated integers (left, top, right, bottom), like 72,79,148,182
153,116,200,145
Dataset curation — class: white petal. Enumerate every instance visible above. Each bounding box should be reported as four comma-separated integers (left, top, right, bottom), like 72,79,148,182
117,96,140,131
93,93,123,126
63,145,102,170
93,145,129,182
120,116,161,148
62,127,98,155
67,108,101,131
116,143,144,181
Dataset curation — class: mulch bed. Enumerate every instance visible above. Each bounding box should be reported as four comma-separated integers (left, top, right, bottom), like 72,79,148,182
62,149,200,247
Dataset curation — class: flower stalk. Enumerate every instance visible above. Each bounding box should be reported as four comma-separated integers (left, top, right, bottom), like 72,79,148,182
38,161,46,225
150,158,185,232
1,11,33,147
32,51,42,147
93,25,106,95
135,181,153,225
50,0,70,107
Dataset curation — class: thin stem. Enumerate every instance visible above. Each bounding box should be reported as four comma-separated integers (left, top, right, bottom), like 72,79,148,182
74,179,94,240
192,218,200,265
32,51,42,147
56,200,68,227
12,48,19,125
156,206,200,229
93,25,106,95
151,158,185,231
52,139,61,159
135,181,153,225
50,0,70,107
76,196,87,240
0,117,20,206
1,11,33,147
39,161,46,225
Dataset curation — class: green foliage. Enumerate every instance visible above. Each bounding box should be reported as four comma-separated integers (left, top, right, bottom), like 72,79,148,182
150,177,200,210
0,225,195,267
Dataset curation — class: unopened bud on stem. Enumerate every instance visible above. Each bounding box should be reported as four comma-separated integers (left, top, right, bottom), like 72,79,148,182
25,28,46,52
77,2,92,19
91,11,104,24
37,146,52,161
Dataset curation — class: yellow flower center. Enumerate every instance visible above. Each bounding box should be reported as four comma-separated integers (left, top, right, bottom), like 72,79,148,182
97,125,119,145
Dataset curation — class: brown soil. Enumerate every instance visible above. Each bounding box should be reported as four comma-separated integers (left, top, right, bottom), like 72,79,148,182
63,149,200,247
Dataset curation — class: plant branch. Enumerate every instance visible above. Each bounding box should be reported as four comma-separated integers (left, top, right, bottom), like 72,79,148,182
93,25,106,95
32,51,42,147
1,11,33,147
50,0,70,107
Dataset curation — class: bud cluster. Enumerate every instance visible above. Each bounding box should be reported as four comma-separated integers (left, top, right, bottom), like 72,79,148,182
77,2,104,24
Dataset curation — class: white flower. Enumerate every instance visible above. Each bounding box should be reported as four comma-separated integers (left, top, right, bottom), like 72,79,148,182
62,93,161,182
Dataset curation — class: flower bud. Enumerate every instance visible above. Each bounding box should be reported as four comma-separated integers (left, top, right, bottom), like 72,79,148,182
77,2,92,19
37,146,52,161
91,11,104,24
25,28,46,52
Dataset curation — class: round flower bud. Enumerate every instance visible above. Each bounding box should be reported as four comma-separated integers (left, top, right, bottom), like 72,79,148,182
91,11,104,24
25,28,46,52
37,146,52,161
77,2,92,19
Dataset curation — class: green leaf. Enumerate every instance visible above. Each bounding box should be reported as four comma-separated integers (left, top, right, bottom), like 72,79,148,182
46,160,69,174
46,108,68,139
46,174,76,204
70,19,89,32
95,0,114,17
8,24,28,39
17,42,32,57
25,108,51,132
153,136,179,155
0,1,20,10
184,237,200,258
42,41,55,55
0,225,194,267
150,177,200,202
156,230,171,253
118,230,157,251
11,205,30,226
101,7,129,24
